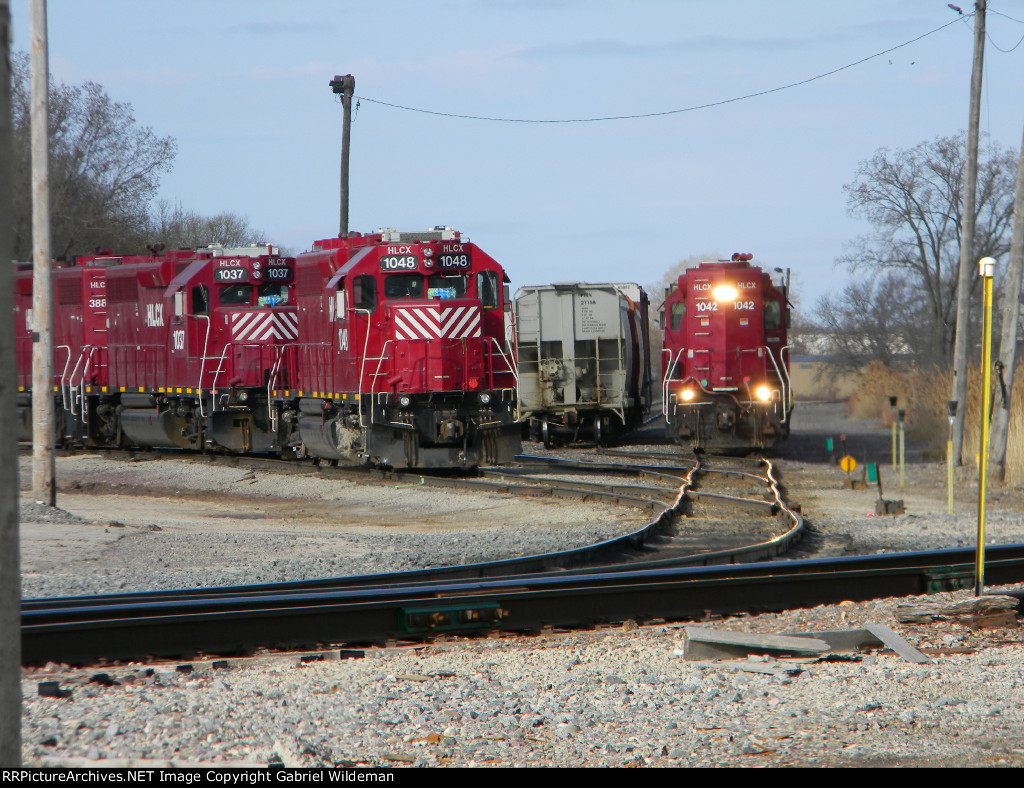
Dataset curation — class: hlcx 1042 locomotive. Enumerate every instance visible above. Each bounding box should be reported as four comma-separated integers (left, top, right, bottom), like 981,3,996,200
14,227,521,469
660,253,792,452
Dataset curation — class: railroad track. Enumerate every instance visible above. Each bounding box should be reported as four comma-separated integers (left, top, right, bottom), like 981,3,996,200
22,542,1024,666
20,451,810,664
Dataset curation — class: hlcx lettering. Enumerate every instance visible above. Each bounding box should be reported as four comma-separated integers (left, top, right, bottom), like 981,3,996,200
146,303,164,327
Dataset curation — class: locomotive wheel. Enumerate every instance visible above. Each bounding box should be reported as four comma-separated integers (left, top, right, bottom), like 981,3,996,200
541,418,553,449
594,416,605,448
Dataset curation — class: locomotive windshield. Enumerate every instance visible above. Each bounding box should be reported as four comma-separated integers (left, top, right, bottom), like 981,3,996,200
219,283,252,305
385,274,425,299
383,273,469,301
427,273,467,299
257,283,289,306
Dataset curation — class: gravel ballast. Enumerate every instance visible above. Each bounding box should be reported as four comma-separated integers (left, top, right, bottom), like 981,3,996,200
17,402,1024,767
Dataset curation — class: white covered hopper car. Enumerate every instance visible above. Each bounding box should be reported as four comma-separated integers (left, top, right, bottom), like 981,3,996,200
514,282,652,446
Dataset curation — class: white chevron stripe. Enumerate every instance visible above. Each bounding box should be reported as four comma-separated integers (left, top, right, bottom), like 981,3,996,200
392,305,482,340
231,310,298,341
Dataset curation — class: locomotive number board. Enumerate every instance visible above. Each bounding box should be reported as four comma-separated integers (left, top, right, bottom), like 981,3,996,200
214,267,249,283
437,243,472,270
379,255,418,271
264,265,293,281
438,252,471,269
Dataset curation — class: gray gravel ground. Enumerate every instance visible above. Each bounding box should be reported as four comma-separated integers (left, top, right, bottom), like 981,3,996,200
18,402,1024,768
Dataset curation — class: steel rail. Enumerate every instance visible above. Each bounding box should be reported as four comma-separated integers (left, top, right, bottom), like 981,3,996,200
20,544,1024,665
24,455,798,611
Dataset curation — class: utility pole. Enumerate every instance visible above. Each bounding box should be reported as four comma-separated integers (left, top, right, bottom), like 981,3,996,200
329,74,355,237
31,0,55,505
950,0,986,465
989,120,1024,480
0,0,24,767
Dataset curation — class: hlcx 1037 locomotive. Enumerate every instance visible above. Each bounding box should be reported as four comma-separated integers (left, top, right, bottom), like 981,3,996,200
660,253,792,452
15,243,298,455
14,227,521,469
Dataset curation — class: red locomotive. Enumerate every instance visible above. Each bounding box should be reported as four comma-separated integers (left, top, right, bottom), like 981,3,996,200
16,243,297,453
15,227,521,469
660,253,792,452
277,227,519,468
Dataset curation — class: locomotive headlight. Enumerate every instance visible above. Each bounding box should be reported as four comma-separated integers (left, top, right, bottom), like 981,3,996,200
398,395,412,409
237,390,249,403
755,385,772,402
478,392,492,405
680,389,695,402
712,284,738,303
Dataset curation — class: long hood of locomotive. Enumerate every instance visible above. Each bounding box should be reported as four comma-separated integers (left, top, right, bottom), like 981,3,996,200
386,301,493,393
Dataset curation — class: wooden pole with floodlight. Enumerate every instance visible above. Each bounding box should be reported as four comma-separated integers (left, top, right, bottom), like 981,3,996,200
330,74,355,238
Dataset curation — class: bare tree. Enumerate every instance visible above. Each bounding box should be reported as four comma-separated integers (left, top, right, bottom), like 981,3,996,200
147,200,268,250
10,52,177,259
814,272,929,374
840,133,1017,366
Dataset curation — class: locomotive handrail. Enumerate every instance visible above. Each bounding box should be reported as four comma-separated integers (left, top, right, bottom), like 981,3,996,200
209,344,232,410
661,349,684,417
194,315,212,418
55,345,73,413
267,348,285,433
763,345,789,423
65,346,88,417
78,346,99,425
486,337,518,386
780,345,794,410
368,339,394,423
354,308,373,430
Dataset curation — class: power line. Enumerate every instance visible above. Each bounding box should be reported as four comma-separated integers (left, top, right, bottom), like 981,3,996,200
355,16,967,124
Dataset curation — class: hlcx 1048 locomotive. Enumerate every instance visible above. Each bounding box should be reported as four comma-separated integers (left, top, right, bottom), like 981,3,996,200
14,227,521,469
660,254,792,452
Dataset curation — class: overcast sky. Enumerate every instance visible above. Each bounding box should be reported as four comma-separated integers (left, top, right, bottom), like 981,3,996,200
10,1,1024,308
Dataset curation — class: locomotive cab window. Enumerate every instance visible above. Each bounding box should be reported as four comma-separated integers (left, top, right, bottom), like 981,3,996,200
257,283,288,306
670,302,686,331
219,283,252,305
428,273,467,300
191,285,209,316
384,273,425,300
476,271,499,309
764,300,781,330
353,275,377,312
